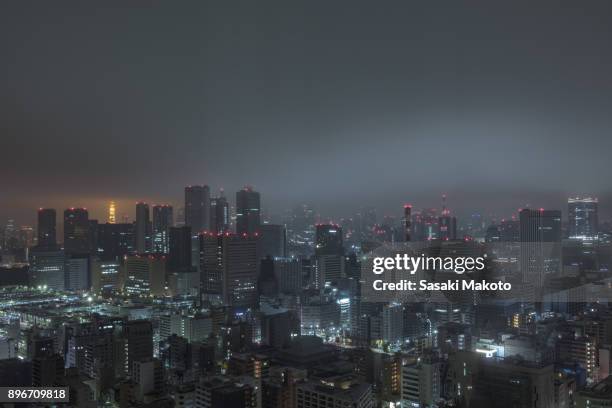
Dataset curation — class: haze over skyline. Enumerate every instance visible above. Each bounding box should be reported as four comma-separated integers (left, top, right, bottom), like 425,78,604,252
3,1,612,224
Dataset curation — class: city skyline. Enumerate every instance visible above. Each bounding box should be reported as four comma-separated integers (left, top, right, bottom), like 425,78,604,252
4,190,611,233
3,3,612,406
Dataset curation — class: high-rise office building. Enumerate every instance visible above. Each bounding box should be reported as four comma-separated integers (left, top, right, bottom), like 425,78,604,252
313,255,345,288
401,357,441,407
169,226,193,272
568,197,598,241
185,185,210,233
122,320,154,378
236,186,261,235
123,255,166,297
152,205,173,254
29,248,65,290
382,303,404,344
449,351,555,408
37,208,56,249
65,254,90,291
97,223,135,261
200,233,258,308
258,256,278,298
64,208,90,254
210,194,229,233
91,259,120,293
135,202,151,254
520,208,562,288
315,224,343,256
259,224,286,258
274,258,302,295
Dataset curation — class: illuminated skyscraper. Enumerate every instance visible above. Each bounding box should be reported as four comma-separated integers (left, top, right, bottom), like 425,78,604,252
235,186,261,235
152,205,173,254
185,185,210,233
36,208,57,250
108,201,116,224
568,197,598,241
199,232,258,308
64,208,90,254
135,202,151,254
124,255,166,297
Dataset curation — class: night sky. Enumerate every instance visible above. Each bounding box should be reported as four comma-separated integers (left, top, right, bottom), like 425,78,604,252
2,1,612,225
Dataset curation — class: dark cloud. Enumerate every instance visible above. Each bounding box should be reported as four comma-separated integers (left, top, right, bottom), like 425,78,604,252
2,1,612,224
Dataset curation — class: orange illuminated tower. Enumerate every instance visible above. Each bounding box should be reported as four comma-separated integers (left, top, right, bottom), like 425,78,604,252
108,201,116,224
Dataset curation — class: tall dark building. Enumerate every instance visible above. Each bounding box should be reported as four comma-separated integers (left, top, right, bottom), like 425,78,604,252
152,205,173,254
404,204,412,242
88,219,98,255
169,226,192,272
568,197,598,241
520,208,562,287
235,186,261,235
135,202,151,254
97,223,134,261
520,209,562,242
123,320,153,377
259,224,286,258
64,208,89,254
210,194,230,233
185,185,210,233
258,256,278,297
37,208,56,249
315,224,343,256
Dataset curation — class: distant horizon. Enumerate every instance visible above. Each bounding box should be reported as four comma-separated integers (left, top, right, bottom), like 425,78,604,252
3,2,612,231
3,188,612,230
